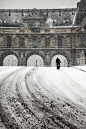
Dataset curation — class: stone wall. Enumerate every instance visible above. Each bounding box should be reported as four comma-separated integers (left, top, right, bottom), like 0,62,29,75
0,7,86,66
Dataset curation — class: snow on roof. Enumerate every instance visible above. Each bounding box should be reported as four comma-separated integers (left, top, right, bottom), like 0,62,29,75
0,9,76,27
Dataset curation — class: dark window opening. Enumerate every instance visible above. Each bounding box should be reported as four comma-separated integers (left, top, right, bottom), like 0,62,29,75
31,21,40,32
19,37,25,47
83,35,86,47
7,36,12,48
45,38,50,47
58,36,63,48
32,36,37,47
84,26,86,29
31,26,39,32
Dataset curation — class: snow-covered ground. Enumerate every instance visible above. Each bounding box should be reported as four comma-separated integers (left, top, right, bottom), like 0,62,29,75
0,66,86,129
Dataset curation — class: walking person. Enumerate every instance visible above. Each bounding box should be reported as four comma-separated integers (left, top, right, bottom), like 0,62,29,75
56,57,61,69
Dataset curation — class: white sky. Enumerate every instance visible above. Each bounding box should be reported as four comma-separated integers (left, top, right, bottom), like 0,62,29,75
0,0,80,9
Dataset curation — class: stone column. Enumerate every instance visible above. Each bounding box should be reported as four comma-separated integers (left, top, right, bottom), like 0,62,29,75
19,36,25,47
37,35,41,47
55,35,58,47
28,35,32,47
18,50,25,66
70,49,76,66
71,34,76,49
70,34,76,66
44,51,51,67
50,35,55,47
45,35,50,47
41,35,45,47
3,35,7,47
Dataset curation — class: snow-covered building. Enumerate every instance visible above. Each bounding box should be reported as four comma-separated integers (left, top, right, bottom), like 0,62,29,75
0,0,86,66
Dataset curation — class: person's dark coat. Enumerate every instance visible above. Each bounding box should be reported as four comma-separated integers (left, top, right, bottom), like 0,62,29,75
56,57,61,69
56,57,61,64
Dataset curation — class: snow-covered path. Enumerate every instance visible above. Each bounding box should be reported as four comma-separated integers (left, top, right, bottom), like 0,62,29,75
0,66,86,129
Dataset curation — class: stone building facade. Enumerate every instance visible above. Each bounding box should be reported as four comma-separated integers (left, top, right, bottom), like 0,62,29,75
0,0,86,66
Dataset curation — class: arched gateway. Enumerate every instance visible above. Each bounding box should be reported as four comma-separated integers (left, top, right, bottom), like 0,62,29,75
27,54,44,66
3,55,18,66
0,52,19,66
51,55,67,67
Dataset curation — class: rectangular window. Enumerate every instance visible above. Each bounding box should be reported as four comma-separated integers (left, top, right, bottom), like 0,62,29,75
58,36,63,48
45,38,50,47
31,27,39,32
32,36,37,47
83,35,86,47
7,36,12,48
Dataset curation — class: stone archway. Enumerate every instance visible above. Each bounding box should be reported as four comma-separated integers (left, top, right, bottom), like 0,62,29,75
27,54,44,66
0,52,19,66
3,54,18,66
51,54,67,67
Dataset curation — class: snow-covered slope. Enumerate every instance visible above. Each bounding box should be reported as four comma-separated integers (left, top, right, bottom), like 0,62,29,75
0,66,86,129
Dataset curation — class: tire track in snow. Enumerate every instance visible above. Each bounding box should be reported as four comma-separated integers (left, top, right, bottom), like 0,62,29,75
25,69,62,128
0,67,24,89
61,68,86,107
16,67,52,129
0,67,86,129
73,66,86,72
57,68,86,128
25,68,79,129
29,67,86,129
0,67,27,129
10,67,67,128
0,67,41,129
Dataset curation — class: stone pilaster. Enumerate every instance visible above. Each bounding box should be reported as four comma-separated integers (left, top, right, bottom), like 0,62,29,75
28,35,32,47
71,34,76,49
44,51,51,67
50,35,55,47
18,50,25,66
37,35,41,47
70,49,76,66
19,36,25,47
45,35,50,47
54,35,58,47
